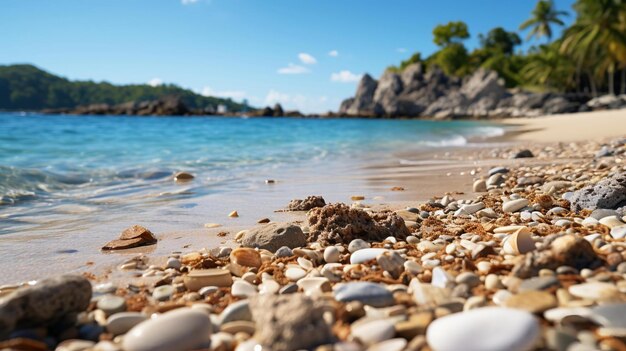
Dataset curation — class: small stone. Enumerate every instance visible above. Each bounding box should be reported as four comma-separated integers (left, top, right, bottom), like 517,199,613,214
334,282,394,307
503,291,557,313
257,218,270,224
184,269,233,291
97,295,126,315
348,239,370,253
152,285,175,302
106,312,147,335
404,260,423,275
503,199,529,213
351,319,395,346
591,303,626,328
456,272,480,288
204,223,221,228
285,267,307,282
102,225,157,250
485,274,502,290
350,248,388,264
518,276,560,292
431,267,455,289
122,308,211,351
220,300,252,325
229,211,239,218
55,340,96,351
166,257,181,270
174,172,194,181
376,251,405,279
569,282,620,301
258,279,280,295
240,223,306,252
610,226,626,239
426,307,540,351
473,179,487,193
367,338,407,351
488,167,509,176
231,281,257,298
297,277,331,297
513,149,534,158
323,246,341,263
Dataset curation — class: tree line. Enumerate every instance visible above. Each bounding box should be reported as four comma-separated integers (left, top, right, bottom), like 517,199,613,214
389,0,626,96
0,64,247,111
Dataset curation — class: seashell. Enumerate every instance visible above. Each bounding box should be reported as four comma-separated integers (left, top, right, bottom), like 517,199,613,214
502,227,535,255
229,248,262,276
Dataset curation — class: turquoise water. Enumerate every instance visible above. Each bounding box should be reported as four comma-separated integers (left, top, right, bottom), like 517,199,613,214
0,113,503,235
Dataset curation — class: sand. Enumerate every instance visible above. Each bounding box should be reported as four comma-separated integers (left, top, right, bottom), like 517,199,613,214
501,108,626,142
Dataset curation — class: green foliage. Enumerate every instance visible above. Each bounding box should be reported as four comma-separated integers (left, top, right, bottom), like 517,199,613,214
432,21,470,47
428,44,469,77
522,42,576,90
519,0,568,41
479,27,522,55
0,64,247,111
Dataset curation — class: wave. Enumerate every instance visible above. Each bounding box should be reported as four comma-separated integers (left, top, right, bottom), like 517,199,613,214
418,134,468,147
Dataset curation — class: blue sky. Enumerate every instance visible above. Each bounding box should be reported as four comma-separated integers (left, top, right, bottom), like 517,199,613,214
0,0,575,113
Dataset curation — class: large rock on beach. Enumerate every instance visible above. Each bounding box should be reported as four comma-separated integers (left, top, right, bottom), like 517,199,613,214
249,294,333,351
102,225,157,250
0,275,92,334
569,172,626,216
344,74,381,116
307,203,410,245
240,222,306,252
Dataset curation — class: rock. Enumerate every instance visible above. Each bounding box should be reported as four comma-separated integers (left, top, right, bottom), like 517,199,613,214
97,295,126,315
122,308,211,351
307,203,410,245
350,248,389,264
106,312,147,335
152,285,175,302
367,338,407,351
518,276,560,292
502,228,535,255
249,294,332,351
102,225,157,250
173,172,194,181
228,210,239,218
568,282,620,301
348,238,371,253
513,235,602,278
569,172,626,215
333,282,394,307
426,307,540,351
55,340,96,351
231,281,257,298
286,196,326,211
488,167,509,176
285,267,307,282
503,199,529,213
376,250,405,279
184,269,233,291
513,149,534,159
323,246,341,263
274,246,293,258
0,275,92,334
240,223,306,252
272,103,284,117
472,179,487,192
351,319,395,346
504,291,557,313
611,226,626,239
590,209,619,220
591,303,626,328
345,74,381,116
220,300,252,325
229,248,262,277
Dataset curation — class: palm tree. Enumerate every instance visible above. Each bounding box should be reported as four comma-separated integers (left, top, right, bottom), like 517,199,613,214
520,0,569,42
561,0,626,95
522,42,576,91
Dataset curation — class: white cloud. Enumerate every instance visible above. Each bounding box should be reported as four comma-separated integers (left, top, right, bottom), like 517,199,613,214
396,48,407,53
328,50,339,57
148,78,163,87
201,86,247,101
298,53,317,65
277,63,310,75
330,70,362,83
181,0,199,4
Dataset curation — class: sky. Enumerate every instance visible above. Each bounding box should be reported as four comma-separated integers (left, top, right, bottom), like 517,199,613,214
0,0,576,113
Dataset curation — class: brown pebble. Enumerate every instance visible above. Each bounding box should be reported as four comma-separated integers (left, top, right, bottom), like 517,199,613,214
229,211,239,218
174,172,194,181
257,218,271,224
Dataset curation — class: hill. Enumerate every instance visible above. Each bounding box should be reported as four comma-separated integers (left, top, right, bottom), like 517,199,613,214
0,64,247,112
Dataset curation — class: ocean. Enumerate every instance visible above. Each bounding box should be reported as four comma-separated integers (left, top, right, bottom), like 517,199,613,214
0,113,505,282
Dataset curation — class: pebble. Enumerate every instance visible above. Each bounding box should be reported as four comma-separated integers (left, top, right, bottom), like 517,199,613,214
220,300,252,325
229,210,239,218
93,283,116,295
152,285,175,302
231,281,257,298
97,295,126,316
351,319,395,346
569,282,620,301
610,226,626,239
518,276,560,292
166,257,182,270
334,282,394,307
122,308,212,351
502,228,535,255
55,340,96,351
324,246,341,263
473,179,487,192
404,260,423,275
503,290,557,313
456,272,480,288
106,312,147,335
350,248,389,264
348,239,370,253
426,307,540,351
258,279,280,295
599,216,624,228
184,269,233,291
297,277,331,296
274,246,293,258
285,267,307,281
431,267,455,289
488,167,509,176
503,199,529,213
591,303,626,328
376,251,404,278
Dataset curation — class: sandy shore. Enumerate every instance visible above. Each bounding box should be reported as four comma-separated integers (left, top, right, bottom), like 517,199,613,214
501,108,626,142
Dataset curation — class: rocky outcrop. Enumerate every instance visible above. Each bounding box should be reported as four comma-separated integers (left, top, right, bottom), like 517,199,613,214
569,172,626,217
338,65,595,118
44,96,192,116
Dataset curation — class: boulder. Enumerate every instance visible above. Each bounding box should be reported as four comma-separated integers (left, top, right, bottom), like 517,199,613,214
249,294,333,351
338,97,355,115
102,225,157,250
272,103,284,117
240,223,307,252
373,71,404,116
346,74,381,116
569,172,626,216
460,68,507,102
0,275,92,335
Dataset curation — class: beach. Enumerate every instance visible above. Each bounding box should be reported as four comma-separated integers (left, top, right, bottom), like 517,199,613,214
0,109,625,351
